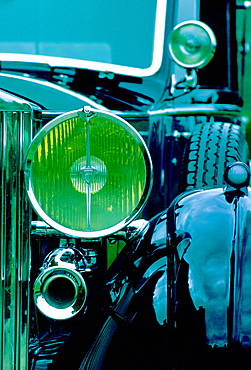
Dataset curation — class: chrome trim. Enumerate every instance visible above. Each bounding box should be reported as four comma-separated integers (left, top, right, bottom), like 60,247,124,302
236,2,251,9
117,104,242,119
31,220,64,237
0,0,167,78
34,247,88,320
25,108,153,239
0,91,38,369
42,104,242,121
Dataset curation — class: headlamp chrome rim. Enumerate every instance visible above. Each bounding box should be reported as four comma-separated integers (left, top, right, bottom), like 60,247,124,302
25,108,153,238
168,20,216,69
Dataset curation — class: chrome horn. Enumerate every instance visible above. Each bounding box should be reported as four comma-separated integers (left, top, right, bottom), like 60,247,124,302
33,246,88,320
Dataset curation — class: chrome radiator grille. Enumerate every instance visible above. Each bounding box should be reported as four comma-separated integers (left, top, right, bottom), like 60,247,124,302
0,92,41,369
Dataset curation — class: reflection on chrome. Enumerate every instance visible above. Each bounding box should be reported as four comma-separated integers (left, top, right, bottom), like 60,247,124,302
34,247,88,320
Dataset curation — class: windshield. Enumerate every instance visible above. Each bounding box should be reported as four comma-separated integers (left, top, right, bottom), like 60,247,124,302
0,0,167,77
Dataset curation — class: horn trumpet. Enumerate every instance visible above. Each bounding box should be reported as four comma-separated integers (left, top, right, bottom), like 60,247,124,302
33,247,87,320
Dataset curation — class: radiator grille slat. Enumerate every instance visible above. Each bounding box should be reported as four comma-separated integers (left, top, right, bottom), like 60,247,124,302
0,106,33,369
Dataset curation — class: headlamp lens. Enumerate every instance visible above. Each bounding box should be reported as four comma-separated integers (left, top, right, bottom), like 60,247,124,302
25,109,152,238
168,21,216,68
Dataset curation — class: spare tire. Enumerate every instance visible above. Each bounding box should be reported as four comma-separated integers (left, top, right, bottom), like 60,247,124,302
181,121,249,190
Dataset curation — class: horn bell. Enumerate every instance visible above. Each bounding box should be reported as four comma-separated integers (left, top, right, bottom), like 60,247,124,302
34,265,87,320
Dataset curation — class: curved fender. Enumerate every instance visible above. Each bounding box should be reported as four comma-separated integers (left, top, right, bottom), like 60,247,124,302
174,188,235,347
150,214,168,325
137,213,168,326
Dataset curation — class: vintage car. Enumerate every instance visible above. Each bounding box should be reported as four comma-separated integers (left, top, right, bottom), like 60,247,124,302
0,0,251,369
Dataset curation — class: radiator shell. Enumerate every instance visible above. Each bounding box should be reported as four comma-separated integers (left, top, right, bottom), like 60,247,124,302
0,91,41,369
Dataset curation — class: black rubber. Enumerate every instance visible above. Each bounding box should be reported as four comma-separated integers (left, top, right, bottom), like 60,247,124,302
182,121,249,190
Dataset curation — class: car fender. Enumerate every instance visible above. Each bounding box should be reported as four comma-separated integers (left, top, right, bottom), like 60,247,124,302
172,187,251,348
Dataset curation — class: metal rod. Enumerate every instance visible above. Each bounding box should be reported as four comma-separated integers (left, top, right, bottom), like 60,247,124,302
42,103,242,121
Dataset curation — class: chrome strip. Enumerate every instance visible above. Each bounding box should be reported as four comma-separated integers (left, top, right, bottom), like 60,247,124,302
117,104,242,118
0,99,34,368
42,104,242,121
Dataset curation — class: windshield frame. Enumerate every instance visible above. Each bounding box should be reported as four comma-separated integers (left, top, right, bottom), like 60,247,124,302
0,0,167,78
